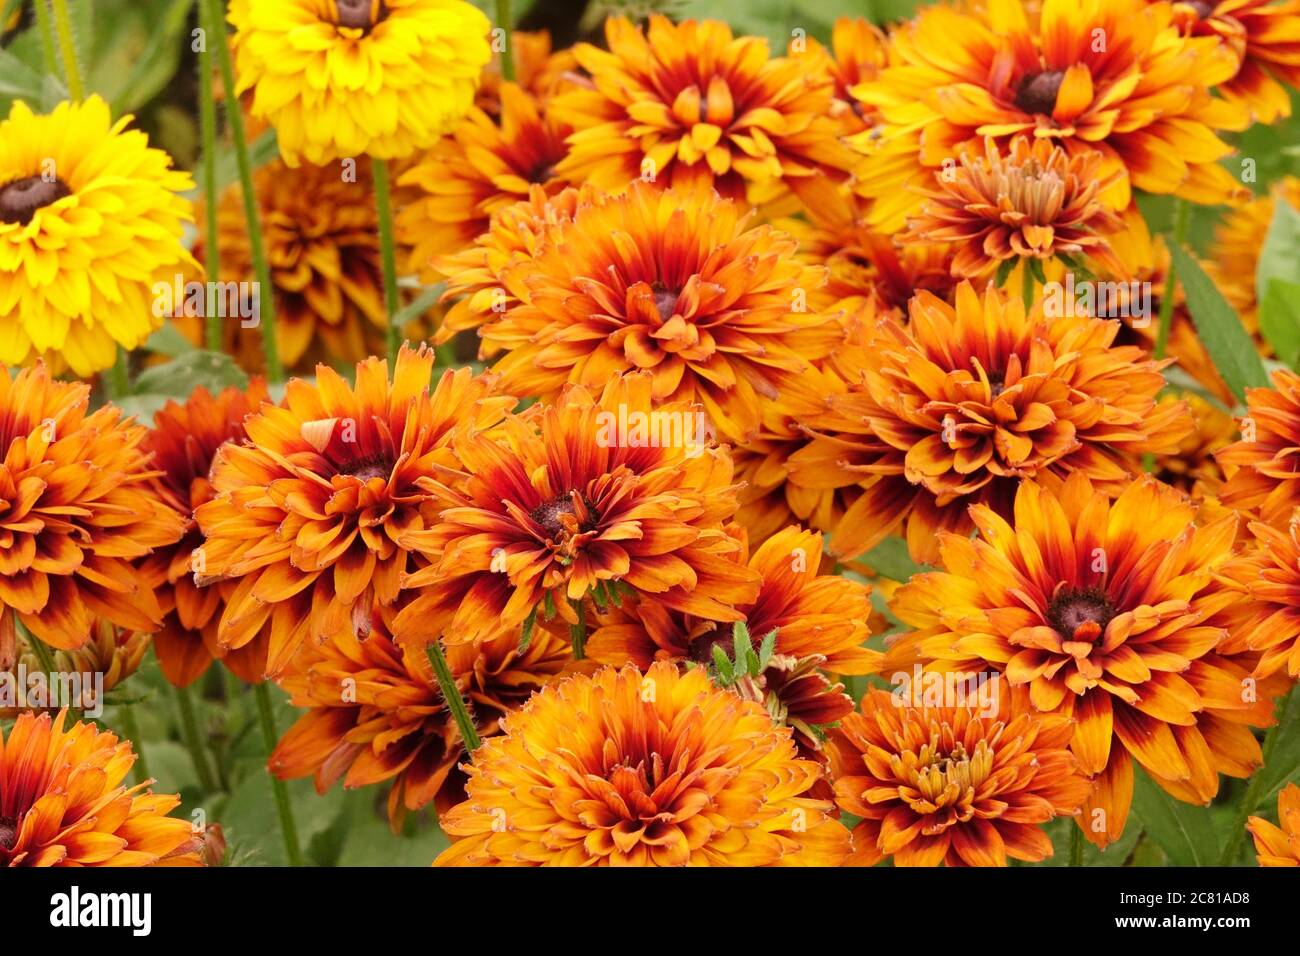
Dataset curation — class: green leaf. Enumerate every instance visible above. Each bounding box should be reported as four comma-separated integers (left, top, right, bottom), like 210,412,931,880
392,283,446,331
1131,767,1220,867
133,349,249,398
711,644,734,684
731,620,753,675
859,536,926,580
1168,242,1270,403
336,817,449,867
1259,280,1300,368
0,47,46,102
1253,686,1300,806
518,606,538,654
85,0,193,115
757,628,778,670
144,322,199,358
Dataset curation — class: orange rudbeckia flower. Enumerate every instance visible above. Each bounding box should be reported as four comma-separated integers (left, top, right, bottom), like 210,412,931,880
395,373,761,649
849,0,1248,231
195,346,512,676
828,685,1092,866
888,473,1287,848
1248,782,1300,866
0,364,182,656
435,661,850,866
1,710,200,867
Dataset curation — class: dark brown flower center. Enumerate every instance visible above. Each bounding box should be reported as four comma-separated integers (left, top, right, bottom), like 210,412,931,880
343,455,392,482
530,491,597,540
1186,0,1217,17
0,175,70,226
528,161,556,185
0,815,17,851
1014,70,1066,116
1048,586,1115,640
651,281,679,323
335,0,386,31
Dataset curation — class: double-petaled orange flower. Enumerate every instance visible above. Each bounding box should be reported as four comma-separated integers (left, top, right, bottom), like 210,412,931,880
1217,369,1300,525
143,381,271,687
850,0,1248,231
550,16,853,204
435,661,850,866
185,158,400,374
828,686,1092,866
1167,0,1300,125
1216,516,1300,679
792,17,889,136
0,365,182,657
887,474,1285,848
1,710,200,867
195,346,512,676
395,373,760,649
786,281,1192,564
270,602,581,829
1249,783,1300,866
901,136,1126,280
439,181,840,443
397,82,572,281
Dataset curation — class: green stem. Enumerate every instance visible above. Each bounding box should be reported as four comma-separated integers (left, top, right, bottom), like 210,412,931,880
174,683,219,794
48,0,84,101
1069,821,1085,867
496,0,515,82
107,347,129,399
118,703,151,784
32,0,59,77
254,681,304,866
569,598,587,661
198,0,222,352
1220,721,1284,866
204,0,284,383
372,159,402,360
1154,199,1190,361
1021,259,1035,313
425,640,481,752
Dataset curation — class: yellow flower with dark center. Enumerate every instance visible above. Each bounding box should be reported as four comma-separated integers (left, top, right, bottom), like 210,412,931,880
1166,0,1300,125
141,380,273,688
229,0,491,166
1217,369,1300,525
828,686,1092,866
434,661,850,866
0,365,183,657
0,96,196,375
849,0,1248,232
549,16,853,204
395,373,762,649
397,82,573,282
183,158,400,374
270,601,583,830
441,180,840,443
887,473,1286,848
901,136,1126,280
0,710,200,867
1249,783,1300,866
786,281,1193,564
194,346,512,677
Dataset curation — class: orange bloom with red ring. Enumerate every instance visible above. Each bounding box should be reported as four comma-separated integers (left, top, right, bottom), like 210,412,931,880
827,685,1091,866
395,373,761,649
786,281,1192,564
451,180,840,443
434,661,850,866
397,82,572,282
1,710,200,866
1217,369,1300,526
1249,782,1300,866
0,364,183,656
142,381,272,687
901,136,1126,280
195,346,512,677
1167,0,1300,125
550,16,853,205
849,0,1248,232
1215,515,1300,680
887,473,1283,848
270,602,582,830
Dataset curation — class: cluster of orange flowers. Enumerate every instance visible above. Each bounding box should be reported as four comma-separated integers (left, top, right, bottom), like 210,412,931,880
3,0,1300,868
